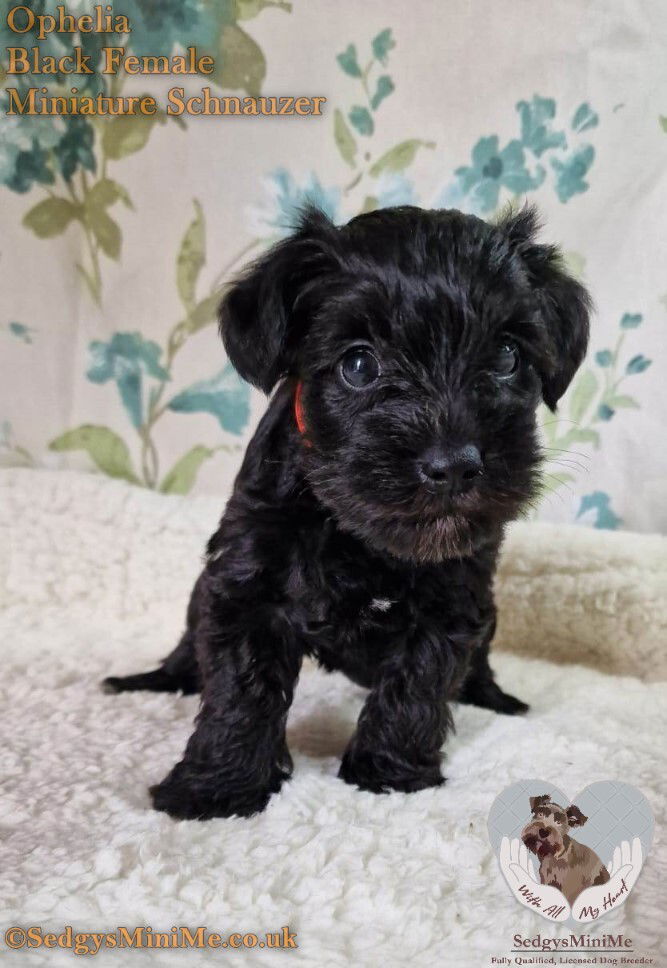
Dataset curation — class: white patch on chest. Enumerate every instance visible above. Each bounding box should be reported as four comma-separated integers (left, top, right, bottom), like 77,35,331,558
370,597,394,612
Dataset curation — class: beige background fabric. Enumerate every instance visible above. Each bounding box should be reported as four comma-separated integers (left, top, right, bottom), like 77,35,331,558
1,0,666,531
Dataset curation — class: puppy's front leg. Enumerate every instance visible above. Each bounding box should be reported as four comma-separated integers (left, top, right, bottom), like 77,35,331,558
339,635,451,794
151,610,302,820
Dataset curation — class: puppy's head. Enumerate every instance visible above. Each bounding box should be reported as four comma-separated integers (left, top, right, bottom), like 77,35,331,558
521,795,588,859
220,205,590,562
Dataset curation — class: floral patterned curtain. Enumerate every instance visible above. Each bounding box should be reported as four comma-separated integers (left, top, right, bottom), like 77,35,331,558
1,1,665,532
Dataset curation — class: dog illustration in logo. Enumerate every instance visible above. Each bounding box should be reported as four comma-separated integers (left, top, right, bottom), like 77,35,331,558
521,794,610,905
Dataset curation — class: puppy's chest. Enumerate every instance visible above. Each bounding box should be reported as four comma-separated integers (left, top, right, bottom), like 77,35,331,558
288,533,472,642
292,560,409,638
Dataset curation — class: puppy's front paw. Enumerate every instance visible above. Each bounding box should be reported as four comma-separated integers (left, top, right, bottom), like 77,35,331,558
150,761,283,820
338,746,444,795
459,677,529,716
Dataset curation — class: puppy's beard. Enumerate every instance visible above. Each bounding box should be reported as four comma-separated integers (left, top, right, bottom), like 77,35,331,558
305,463,526,562
381,513,475,562
308,477,479,561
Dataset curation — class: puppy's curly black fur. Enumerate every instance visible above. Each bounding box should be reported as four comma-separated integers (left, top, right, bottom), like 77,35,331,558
104,205,590,820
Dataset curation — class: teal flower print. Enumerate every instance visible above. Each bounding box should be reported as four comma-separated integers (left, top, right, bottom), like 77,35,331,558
372,28,396,65
577,492,622,530
1,1,114,90
336,43,362,78
550,145,595,202
251,168,340,239
167,363,250,434
122,0,231,58
349,106,374,136
87,333,170,429
0,103,64,192
77,30,119,97
590,312,650,423
0,3,76,60
626,354,652,374
370,75,395,111
517,95,567,156
0,88,100,192
434,94,600,215
375,173,416,208
441,136,545,214
0,0,118,193
2,139,55,194
53,119,96,182
5,322,36,344
571,102,599,134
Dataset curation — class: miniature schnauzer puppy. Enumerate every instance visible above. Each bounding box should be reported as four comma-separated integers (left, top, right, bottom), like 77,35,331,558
104,204,590,820
522,795,610,904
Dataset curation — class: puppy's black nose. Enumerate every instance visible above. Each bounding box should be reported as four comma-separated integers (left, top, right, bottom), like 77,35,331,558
418,445,483,494
539,828,550,839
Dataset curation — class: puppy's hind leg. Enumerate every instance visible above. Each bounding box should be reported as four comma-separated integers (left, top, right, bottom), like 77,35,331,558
102,572,205,696
458,622,529,716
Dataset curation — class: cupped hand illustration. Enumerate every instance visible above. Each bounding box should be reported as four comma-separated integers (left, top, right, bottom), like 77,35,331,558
573,838,643,922
499,836,570,922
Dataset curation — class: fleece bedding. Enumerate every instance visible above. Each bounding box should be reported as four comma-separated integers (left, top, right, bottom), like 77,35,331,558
0,468,665,967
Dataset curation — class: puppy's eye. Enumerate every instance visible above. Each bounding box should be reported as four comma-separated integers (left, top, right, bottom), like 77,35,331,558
339,347,380,389
494,342,519,379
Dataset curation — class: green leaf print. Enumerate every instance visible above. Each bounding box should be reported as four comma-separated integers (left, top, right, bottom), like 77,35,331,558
23,198,80,238
102,115,158,160
87,207,121,261
86,177,133,211
369,139,435,176
49,425,139,483
334,109,357,168
160,445,214,494
176,200,206,313
216,23,266,96
568,369,598,424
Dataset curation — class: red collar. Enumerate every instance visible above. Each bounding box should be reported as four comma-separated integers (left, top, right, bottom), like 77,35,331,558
294,381,311,445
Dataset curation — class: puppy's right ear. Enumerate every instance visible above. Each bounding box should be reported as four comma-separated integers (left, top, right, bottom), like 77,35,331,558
219,208,339,394
529,794,551,811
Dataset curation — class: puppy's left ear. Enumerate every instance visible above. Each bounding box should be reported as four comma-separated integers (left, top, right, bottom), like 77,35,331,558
499,206,591,411
219,207,339,394
566,805,588,827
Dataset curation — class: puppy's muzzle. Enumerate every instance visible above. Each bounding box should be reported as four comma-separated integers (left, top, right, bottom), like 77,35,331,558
417,444,484,496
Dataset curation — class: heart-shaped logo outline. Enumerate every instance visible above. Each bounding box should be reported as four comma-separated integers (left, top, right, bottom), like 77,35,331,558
488,779,654,927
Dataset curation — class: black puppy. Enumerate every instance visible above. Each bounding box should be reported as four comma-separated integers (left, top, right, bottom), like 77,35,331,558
104,205,589,820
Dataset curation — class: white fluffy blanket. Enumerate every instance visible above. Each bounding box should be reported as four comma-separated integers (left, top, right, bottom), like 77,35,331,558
495,519,667,679
1,469,665,966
